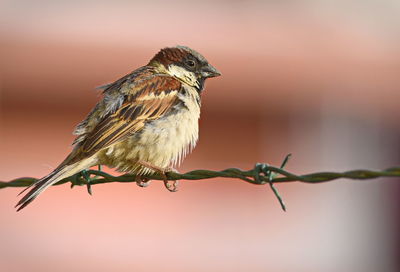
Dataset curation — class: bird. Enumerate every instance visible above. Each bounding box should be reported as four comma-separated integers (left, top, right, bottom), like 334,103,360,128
16,45,221,211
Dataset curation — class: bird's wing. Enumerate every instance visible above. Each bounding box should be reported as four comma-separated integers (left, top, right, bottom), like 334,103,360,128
16,73,183,211
69,74,182,163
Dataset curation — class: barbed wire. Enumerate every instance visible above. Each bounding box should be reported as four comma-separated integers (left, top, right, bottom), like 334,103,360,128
1,154,399,211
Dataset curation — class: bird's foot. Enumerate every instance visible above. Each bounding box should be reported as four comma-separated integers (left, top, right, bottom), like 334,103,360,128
163,179,179,192
162,167,179,192
137,161,179,192
135,175,151,188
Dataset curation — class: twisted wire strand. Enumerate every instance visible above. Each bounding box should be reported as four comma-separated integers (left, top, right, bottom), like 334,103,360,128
2,166,399,188
2,160,399,211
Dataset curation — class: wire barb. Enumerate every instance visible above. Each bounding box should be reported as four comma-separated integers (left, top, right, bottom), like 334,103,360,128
80,169,93,196
254,154,291,211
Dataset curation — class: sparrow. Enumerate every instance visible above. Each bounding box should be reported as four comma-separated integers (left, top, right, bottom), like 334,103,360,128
16,45,221,211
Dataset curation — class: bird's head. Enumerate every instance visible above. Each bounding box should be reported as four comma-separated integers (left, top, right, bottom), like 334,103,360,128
149,45,221,92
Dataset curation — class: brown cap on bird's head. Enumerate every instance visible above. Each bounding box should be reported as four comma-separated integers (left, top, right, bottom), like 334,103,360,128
149,46,221,78
149,46,190,66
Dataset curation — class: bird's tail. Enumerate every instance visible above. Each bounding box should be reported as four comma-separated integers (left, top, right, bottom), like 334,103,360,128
16,156,97,211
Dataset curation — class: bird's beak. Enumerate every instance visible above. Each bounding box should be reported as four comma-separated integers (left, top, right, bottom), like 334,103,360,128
201,64,221,78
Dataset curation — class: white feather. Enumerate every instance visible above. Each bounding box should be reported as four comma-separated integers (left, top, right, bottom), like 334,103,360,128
167,65,199,89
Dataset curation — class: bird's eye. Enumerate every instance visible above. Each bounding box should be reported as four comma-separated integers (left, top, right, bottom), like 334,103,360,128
186,59,196,68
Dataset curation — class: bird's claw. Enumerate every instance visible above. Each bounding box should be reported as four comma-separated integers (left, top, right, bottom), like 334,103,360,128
135,176,151,188
164,179,179,192
136,161,180,192
162,167,179,192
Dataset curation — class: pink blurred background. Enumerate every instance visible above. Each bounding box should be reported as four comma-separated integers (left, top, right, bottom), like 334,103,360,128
1,1,399,271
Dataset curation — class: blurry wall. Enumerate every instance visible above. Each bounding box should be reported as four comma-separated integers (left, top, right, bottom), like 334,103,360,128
1,1,399,272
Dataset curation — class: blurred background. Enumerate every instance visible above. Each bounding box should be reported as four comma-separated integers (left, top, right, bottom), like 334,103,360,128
1,0,399,271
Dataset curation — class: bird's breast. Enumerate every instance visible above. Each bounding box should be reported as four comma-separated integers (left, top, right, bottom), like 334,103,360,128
100,88,201,173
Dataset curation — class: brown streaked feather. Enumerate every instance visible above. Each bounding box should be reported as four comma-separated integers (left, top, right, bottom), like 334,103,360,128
70,75,182,162
72,66,159,146
101,66,155,94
